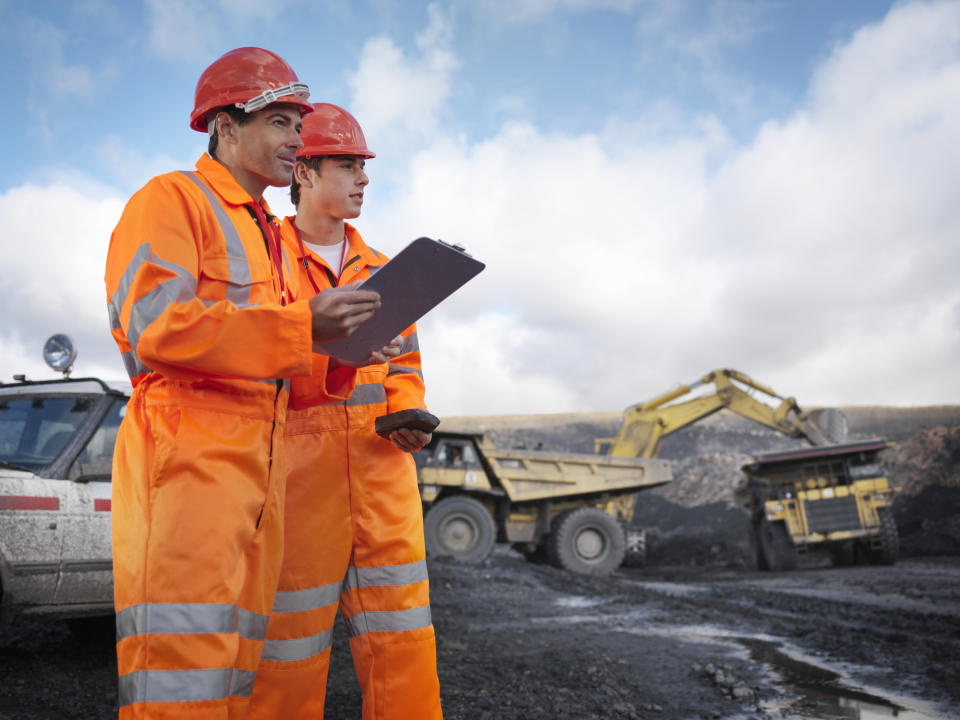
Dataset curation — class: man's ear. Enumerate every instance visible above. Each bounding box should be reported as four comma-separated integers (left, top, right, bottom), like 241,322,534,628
214,111,240,148
293,161,314,186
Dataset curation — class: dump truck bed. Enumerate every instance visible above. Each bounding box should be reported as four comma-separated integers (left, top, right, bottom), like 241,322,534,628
478,442,672,502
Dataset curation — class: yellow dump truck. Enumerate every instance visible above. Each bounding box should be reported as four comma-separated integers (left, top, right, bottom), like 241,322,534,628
741,439,899,570
414,431,672,575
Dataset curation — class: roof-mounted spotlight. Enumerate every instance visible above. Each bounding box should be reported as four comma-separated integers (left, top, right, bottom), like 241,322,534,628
43,334,77,377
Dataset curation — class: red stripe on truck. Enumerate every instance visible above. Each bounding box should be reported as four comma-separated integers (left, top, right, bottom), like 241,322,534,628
94,498,111,512
0,495,60,511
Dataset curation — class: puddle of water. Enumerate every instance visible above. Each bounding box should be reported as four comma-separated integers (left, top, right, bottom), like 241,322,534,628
617,622,950,720
553,595,609,609
734,636,949,720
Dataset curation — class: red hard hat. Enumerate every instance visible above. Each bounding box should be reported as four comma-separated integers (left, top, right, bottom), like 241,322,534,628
297,103,375,159
190,47,313,132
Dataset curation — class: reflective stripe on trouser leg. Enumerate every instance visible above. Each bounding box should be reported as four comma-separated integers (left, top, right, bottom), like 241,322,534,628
340,425,443,720
245,424,353,720
112,393,286,719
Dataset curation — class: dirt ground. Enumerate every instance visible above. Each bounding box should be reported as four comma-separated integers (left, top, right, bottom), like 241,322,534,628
2,548,959,720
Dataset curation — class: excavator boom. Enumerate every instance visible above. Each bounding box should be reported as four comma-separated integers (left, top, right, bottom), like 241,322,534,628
597,369,847,458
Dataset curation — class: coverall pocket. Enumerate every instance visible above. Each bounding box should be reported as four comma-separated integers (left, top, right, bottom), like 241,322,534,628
197,253,273,304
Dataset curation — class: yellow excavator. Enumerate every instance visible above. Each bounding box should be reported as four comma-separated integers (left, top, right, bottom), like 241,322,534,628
595,369,898,569
594,368,848,458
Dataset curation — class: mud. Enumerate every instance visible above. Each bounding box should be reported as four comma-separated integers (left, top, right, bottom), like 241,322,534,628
1,406,957,718
2,551,959,719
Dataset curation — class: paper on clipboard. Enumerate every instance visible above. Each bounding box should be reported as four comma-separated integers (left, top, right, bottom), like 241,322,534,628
315,237,485,362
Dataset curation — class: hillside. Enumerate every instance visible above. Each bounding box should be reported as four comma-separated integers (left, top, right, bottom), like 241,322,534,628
437,405,960,566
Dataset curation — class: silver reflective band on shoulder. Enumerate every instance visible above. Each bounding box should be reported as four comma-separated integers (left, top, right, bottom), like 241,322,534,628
239,82,310,113
345,382,386,407
115,603,269,642
344,604,432,638
272,581,341,614
118,667,256,707
178,171,255,307
341,560,429,592
261,628,334,663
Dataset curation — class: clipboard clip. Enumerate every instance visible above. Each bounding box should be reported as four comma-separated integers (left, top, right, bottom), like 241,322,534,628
436,238,471,256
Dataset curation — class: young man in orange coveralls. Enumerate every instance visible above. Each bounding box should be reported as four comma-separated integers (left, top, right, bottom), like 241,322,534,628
104,49,393,720
246,103,443,720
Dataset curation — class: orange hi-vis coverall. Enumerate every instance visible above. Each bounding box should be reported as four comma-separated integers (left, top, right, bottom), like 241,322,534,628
104,154,355,720
246,219,443,720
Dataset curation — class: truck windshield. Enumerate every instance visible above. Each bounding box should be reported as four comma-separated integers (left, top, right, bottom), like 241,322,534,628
0,395,94,471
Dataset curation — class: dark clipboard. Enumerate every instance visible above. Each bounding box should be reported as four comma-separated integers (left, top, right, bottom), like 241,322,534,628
315,237,485,362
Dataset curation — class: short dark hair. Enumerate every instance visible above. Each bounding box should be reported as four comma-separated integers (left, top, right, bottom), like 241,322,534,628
207,106,252,158
290,156,325,207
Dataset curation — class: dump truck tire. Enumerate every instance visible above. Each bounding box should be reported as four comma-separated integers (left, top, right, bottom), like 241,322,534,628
548,508,626,576
424,496,496,564
756,518,798,571
868,507,899,565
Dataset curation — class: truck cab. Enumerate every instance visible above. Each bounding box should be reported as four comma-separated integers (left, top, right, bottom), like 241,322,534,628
0,336,128,624
742,439,899,570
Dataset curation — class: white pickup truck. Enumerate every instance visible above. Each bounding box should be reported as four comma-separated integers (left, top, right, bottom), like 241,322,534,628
0,336,128,625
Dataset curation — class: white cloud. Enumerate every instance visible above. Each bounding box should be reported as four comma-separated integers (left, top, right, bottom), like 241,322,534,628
145,0,219,63
145,0,292,63
0,182,128,383
471,0,640,25
348,4,459,145
360,0,960,414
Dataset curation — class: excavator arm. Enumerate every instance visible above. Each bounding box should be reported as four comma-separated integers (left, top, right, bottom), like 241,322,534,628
596,369,847,458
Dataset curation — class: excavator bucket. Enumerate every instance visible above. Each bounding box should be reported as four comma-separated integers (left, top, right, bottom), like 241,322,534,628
798,408,849,446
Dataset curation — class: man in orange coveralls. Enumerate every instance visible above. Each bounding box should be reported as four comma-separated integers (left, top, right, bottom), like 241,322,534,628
246,103,443,720
104,49,391,720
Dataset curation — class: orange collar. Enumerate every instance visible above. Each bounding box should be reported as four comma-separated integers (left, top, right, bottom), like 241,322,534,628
194,153,274,213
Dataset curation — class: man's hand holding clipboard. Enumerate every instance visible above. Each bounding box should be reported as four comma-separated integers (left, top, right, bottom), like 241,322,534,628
314,237,485,363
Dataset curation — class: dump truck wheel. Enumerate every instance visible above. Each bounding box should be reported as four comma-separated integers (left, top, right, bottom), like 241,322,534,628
868,507,899,565
424,496,496,564
756,518,798,571
548,508,626,576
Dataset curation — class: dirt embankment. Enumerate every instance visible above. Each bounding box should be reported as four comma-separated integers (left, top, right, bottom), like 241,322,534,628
441,405,960,566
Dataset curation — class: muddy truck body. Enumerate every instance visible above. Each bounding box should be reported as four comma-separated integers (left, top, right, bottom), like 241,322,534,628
414,431,672,575
0,375,128,625
741,439,899,571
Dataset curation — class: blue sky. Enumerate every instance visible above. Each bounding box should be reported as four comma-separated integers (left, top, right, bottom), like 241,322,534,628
2,0,959,416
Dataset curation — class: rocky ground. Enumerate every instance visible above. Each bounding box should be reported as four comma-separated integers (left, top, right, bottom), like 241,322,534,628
3,550,959,719
1,404,957,719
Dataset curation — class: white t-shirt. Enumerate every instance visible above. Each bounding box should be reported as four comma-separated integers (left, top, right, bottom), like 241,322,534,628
303,238,346,274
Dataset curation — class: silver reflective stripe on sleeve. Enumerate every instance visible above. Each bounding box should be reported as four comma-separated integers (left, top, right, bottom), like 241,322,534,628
115,603,269,642
343,604,432,638
126,280,192,358
345,382,386,407
260,628,334,663
178,171,254,307
118,667,257,706
272,581,341,614
121,350,148,380
341,560,429,592
109,243,197,358
399,332,419,354
108,301,121,330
